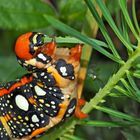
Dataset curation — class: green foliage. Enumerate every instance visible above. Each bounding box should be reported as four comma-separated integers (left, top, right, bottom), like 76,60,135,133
106,0,120,14
82,120,137,127
0,56,26,82
59,0,87,31
0,0,55,30
45,15,123,64
94,106,140,123
0,0,140,140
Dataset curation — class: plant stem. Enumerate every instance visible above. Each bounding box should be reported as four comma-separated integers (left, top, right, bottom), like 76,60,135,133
82,45,140,113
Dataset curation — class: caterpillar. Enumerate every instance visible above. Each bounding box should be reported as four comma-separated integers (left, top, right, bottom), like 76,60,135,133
0,32,87,140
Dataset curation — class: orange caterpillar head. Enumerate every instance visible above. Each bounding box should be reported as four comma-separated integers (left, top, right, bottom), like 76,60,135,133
15,32,45,60
15,32,56,71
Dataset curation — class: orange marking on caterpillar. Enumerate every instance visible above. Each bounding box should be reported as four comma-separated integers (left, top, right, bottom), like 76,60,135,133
29,101,69,139
75,99,88,119
30,127,46,139
15,32,33,60
28,96,37,105
0,89,8,96
41,40,56,56
69,44,83,62
9,76,33,93
4,114,11,122
0,76,33,96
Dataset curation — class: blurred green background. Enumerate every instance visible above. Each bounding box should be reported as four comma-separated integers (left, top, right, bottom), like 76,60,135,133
0,0,140,140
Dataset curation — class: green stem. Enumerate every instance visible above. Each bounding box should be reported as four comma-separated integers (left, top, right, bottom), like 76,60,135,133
82,46,140,113
39,45,140,140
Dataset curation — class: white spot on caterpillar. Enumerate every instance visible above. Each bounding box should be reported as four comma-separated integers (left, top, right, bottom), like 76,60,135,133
38,54,46,61
27,128,31,132
60,67,67,76
19,133,23,136
41,72,45,76
51,101,55,105
68,107,75,114
52,105,56,109
15,95,29,111
30,124,34,127
44,76,47,79
22,128,25,132
32,114,39,123
66,114,70,117
34,86,46,96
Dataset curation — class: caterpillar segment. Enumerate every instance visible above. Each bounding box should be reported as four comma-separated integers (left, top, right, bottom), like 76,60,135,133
0,32,86,139
0,117,11,140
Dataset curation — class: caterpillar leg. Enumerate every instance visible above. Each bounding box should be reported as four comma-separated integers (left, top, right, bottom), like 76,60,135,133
75,99,88,119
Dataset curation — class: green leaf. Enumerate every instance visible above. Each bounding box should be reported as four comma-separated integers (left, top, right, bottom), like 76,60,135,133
121,13,132,49
120,78,135,94
106,0,120,14
109,92,125,98
0,0,55,30
126,71,139,91
58,0,87,32
114,82,140,103
0,56,26,82
45,15,124,64
60,0,86,21
119,0,140,41
133,71,140,78
121,72,140,102
81,120,136,127
84,0,121,60
44,36,108,48
95,0,133,52
94,106,140,123
132,0,140,35
114,85,132,98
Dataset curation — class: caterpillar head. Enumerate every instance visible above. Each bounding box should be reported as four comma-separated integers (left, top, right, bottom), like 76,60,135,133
15,32,45,60
15,32,56,71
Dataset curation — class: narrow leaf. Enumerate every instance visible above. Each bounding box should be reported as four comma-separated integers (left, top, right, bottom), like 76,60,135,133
120,78,135,94
119,0,140,41
81,120,136,127
45,15,124,64
114,85,132,97
109,92,125,97
121,13,132,49
96,0,133,52
133,71,140,78
44,36,108,48
84,0,121,60
94,106,140,123
132,0,140,35
126,71,139,91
